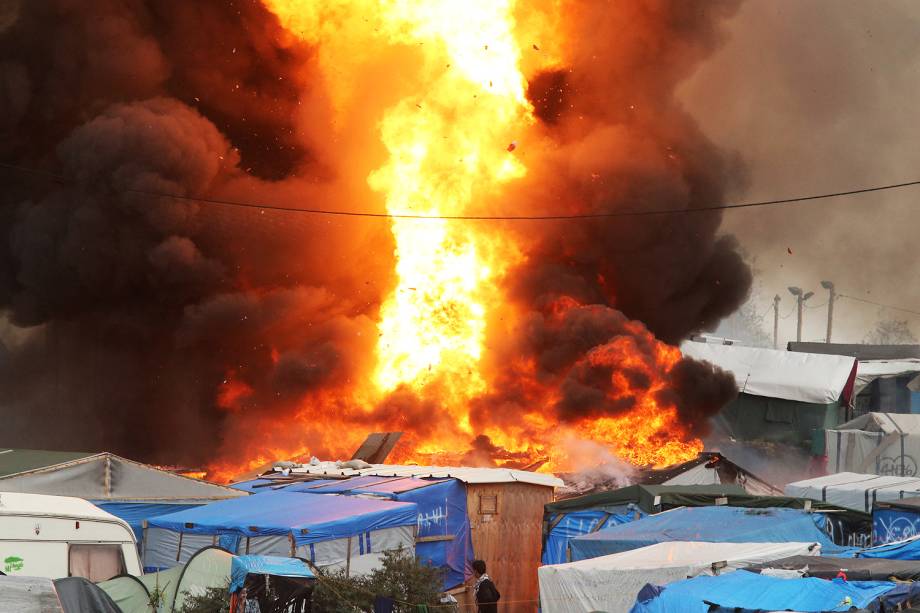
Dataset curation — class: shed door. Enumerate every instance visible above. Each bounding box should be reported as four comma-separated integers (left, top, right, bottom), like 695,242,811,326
68,544,125,582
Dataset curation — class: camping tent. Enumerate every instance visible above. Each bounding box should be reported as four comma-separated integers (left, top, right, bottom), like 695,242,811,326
681,341,857,451
143,491,417,575
785,471,920,512
0,576,64,612
745,554,920,580
538,541,819,613
0,451,245,540
53,577,120,613
826,413,920,476
99,546,233,613
874,497,920,544
568,506,852,561
629,570,897,613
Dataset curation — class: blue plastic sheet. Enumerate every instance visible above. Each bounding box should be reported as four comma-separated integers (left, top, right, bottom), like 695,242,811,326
542,507,643,565
229,555,314,593
148,491,417,545
570,506,852,561
856,535,920,560
629,570,897,613
874,507,920,545
93,502,204,541
283,477,473,589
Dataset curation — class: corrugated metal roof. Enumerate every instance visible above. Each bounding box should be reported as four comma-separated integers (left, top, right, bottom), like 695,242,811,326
0,448,95,478
286,463,564,487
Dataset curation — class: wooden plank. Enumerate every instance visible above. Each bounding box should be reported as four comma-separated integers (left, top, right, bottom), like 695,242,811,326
416,535,455,543
466,482,553,613
350,432,403,463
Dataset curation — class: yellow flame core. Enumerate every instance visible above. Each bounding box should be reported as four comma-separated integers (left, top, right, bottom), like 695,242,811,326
369,0,531,393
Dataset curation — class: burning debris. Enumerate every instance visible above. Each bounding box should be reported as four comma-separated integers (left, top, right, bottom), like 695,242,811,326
0,0,749,477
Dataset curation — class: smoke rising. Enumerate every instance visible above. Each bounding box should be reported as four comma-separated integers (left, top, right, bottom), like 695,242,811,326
0,0,750,469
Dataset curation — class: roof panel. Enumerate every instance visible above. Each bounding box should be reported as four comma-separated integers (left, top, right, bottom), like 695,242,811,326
0,448,95,478
286,463,564,487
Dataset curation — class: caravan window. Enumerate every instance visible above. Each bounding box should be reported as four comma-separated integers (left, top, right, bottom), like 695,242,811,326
68,544,126,582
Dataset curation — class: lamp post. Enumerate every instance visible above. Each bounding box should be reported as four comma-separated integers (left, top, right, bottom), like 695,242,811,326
821,280,836,343
788,286,815,342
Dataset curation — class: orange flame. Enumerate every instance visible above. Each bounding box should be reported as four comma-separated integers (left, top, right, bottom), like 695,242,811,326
205,0,706,482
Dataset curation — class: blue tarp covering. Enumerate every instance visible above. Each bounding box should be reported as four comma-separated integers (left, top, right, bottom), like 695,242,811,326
874,506,920,545
856,535,920,560
94,502,204,541
570,506,851,561
229,478,339,493
542,506,643,565
148,491,417,545
229,555,314,593
629,570,896,613
283,476,473,589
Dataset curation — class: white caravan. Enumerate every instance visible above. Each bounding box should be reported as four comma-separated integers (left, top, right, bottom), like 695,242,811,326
0,491,141,581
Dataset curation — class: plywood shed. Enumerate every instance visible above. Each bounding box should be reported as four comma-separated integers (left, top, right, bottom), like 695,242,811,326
271,463,564,612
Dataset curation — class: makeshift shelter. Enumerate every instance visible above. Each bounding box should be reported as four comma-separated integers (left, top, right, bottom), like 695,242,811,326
262,462,562,612
99,546,233,613
0,450,245,540
681,341,857,452
568,506,852,561
229,555,314,613
143,491,417,575
538,541,819,613
629,570,898,613
543,484,869,564
826,412,920,476
745,554,920,580
785,471,920,512
0,575,64,613
558,452,781,498
282,476,472,589
854,534,920,560
874,497,920,544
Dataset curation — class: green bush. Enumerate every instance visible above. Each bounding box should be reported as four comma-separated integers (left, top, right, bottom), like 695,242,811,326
312,548,444,613
179,585,231,613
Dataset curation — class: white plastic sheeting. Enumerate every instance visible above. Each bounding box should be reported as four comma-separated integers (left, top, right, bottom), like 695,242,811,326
827,413,920,476
537,540,820,613
286,463,564,487
785,472,920,512
855,360,920,395
680,342,857,404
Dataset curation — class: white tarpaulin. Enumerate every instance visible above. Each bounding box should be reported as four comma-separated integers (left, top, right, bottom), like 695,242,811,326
537,540,820,613
827,413,920,476
855,360,920,395
680,342,857,404
785,471,920,512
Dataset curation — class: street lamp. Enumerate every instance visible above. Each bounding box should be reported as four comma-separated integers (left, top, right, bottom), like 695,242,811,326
788,286,813,342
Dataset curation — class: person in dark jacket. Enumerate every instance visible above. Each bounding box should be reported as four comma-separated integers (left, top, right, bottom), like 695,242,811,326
471,559,500,613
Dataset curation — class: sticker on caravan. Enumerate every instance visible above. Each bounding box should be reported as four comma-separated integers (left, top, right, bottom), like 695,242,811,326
4,556,23,572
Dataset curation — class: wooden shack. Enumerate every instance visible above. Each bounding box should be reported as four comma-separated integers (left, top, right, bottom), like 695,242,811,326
278,462,562,612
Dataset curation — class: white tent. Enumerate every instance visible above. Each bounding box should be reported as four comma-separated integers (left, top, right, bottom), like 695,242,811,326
680,342,857,404
827,413,920,476
537,540,820,613
784,471,920,512
855,360,920,395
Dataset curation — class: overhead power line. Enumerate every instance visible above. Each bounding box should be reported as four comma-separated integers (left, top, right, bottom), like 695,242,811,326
1,161,920,221
838,294,920,318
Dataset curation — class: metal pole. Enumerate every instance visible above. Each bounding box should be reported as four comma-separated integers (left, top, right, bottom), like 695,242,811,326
826,287,836,343
773,295,781,349
796,295,804,342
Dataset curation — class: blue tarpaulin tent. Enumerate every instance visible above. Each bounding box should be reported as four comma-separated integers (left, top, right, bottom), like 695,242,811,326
542,507,643,565
280,476,473,589
229,555,314,593
854,534,920,560
143,491,418,573
94,502,205,542
629,570,897,613
570,506,851,561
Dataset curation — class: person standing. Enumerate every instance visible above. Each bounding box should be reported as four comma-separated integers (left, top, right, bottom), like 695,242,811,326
471,559,500,613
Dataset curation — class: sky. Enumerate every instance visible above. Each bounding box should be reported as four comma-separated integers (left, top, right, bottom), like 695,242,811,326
680,0,920,346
